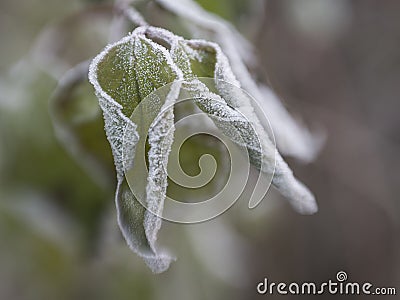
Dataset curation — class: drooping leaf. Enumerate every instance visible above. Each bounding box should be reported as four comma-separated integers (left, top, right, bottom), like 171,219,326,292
88,25,317,273
156,0,324,162
89,28,182,273
146,27,317,213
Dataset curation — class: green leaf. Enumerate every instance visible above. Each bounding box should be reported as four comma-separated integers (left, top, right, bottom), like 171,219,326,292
88,25,317,273
147,27,317,213
89,30,181,273
157,0,323,162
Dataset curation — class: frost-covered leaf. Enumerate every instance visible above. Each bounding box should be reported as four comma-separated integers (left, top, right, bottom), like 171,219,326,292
156,0,323,162
146,27,317,214
89,25,317,273
89,28,182,273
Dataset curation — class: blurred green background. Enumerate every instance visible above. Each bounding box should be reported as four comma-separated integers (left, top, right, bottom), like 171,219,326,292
0,0,399,299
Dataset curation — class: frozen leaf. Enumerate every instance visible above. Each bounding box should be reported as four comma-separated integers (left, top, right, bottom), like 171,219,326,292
147,27,317,213
88,25,317,272
89,28,182,273
156,0,323,162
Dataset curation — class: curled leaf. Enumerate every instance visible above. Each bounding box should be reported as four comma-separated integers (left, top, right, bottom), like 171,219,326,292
147,27,317,213
89,29,182,273
89,25,317,273
156,0,323,162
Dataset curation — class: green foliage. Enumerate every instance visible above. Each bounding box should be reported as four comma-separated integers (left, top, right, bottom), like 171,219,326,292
89,24,317,273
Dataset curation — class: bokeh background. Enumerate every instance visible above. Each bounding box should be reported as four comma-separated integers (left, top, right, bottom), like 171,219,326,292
0,0,399,299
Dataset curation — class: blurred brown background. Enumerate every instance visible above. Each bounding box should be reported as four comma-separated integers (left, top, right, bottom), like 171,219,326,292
245,1,400,298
